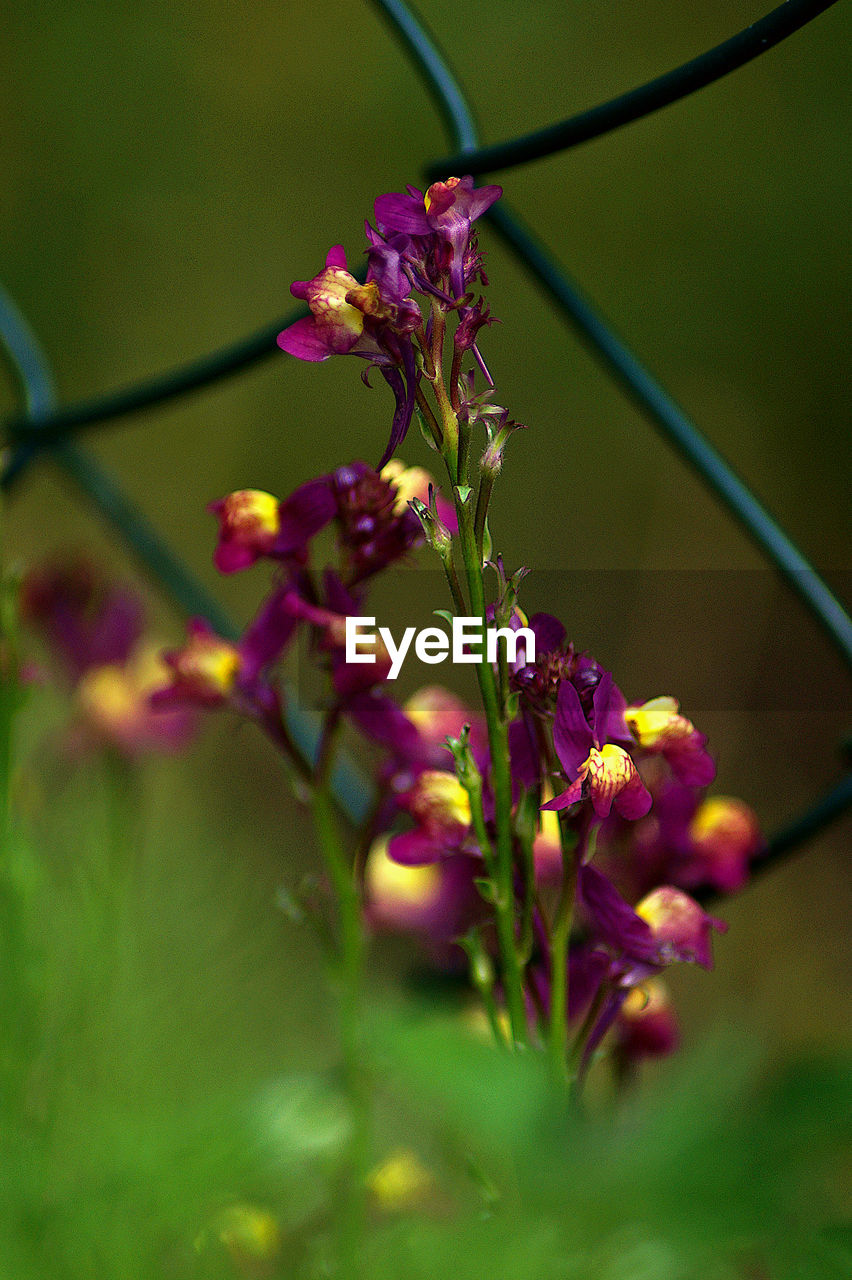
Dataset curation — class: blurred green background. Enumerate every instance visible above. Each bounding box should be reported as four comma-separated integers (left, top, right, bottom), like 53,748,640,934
1,0,849,1110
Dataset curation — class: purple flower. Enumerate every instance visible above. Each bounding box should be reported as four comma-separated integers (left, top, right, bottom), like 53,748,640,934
280,575,392,698
332,461,430,584
388,770,475,867
277,246,421,467
635,885,728,970
579,865,727,972
278,246,374,361
74,641,196,756
152,620,244,709
578,864,661,964
686,795,763,893
22,559,145,682
364,838,482,949
208,479,337,574
543,672,652,820
615,979,680,1063
374,176,501,299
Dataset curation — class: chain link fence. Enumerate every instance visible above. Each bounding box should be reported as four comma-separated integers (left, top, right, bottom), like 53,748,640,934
1,0,849,882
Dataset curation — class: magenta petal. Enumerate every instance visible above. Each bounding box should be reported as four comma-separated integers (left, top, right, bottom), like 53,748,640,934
388,829,446,866
541,778,583,811
325,244,348,269
213,541,259,574
614,773,653,820
374,191,430,236
667,737,717,787
579,865,659,962
466,183,502,221
591,672,615,748
277,317,332,362
376,343,417,469
604,683,632,744
274,477,336,553
590,789,616,819
240,586,299,681
528,612,567,656
552,679,593,776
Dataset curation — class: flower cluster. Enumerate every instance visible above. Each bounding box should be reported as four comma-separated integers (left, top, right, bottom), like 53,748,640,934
277,176,501,467
154,460,455,760
157,176,763,1083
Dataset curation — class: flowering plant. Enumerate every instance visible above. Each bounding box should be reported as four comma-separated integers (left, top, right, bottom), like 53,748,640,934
6,174,848,1280
156,176,764,1096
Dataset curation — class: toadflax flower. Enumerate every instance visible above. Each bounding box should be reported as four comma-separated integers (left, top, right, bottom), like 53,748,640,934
152,619,243,709
388,769,474,866
544,672,652,819
22,558,196,756
277,245,421,467
364,835,482,945
687,795,763,892
578,865,726,973
208,479,337,574
374,175,502,300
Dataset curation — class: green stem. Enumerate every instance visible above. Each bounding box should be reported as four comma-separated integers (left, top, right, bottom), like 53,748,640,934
547,816,581,1081
457,417,471,485
462,771,497,879
308,732,368,1277
440,550,468,617
454,493,527,1045
514,788,539,966
473,469,495,565
449,347,463,412
426,303,525,1045
430,304,458,474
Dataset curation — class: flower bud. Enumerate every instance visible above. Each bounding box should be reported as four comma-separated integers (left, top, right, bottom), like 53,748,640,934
408,496,453,557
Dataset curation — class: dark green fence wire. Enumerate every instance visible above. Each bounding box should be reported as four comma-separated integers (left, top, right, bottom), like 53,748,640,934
429,0,842,177
1,0,849,884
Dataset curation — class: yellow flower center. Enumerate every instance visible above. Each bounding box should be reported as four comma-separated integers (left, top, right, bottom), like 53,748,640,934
381,459,434,514
411,770,471,828
366,836,441,909
625,696,692,748
222,489,280,538
311,266,365,336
